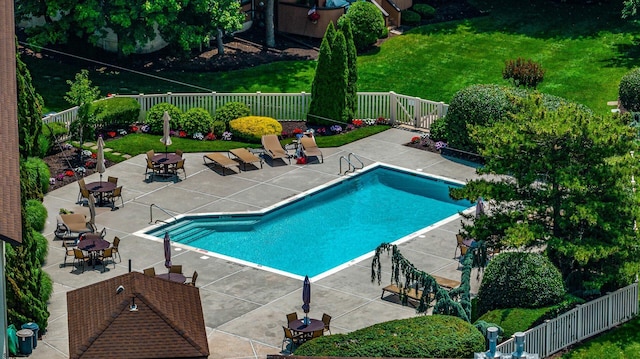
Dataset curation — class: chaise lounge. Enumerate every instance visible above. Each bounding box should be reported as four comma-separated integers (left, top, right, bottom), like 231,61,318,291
229,148,263,171
299,135,323,163
261,135,291,164
54,213,96,241
203,152,240,175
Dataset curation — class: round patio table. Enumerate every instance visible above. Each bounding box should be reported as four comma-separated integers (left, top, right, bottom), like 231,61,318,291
77,235,110,267
152,153,182,177
156,273,186,283
288,318,324,334
86,181,116,206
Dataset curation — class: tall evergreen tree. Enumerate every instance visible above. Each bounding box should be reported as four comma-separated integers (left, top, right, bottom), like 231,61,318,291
339,18,358,122
308,24,334,125
451,95,640,295
16,47,43,159
330,31,348,123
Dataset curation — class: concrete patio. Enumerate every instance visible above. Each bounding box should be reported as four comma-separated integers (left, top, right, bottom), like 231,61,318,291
33,128,482,359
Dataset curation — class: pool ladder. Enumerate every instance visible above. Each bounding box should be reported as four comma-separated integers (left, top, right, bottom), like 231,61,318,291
339,153,364,175
149,203,177,224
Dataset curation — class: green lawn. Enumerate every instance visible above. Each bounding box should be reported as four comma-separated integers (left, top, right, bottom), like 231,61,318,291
23,0,640,115
562,315,640,358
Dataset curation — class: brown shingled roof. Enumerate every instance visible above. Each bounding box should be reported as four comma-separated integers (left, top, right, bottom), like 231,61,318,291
67,271,209,359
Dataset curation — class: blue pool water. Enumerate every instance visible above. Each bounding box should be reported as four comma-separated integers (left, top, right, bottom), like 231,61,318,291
145,165,471,278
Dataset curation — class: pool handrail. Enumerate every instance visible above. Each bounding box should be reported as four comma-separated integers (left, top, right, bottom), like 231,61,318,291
339,153,364,175
149,203,177,224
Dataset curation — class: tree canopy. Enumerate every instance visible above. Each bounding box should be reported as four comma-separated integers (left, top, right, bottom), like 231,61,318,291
16,0,243,55
451,94,640,295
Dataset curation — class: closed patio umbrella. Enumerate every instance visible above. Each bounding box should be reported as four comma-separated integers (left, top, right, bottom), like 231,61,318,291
96,136,106,184
475,197,485,218
164,232,172,269
302,275,311,324
88,193,96,229
160,111,172,156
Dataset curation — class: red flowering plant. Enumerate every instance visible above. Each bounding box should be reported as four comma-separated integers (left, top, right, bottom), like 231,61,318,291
316,127,327,135
352,119,363,127
293,128,304,135
205,132,216,141
131,125,139,133
65,170,74,177
179,130,187,138
91,153,97,159
410,136,421,144
107,131,116,138
85,160,96,168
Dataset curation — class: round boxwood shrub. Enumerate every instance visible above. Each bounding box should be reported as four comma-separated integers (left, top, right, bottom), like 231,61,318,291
23,157,50,196
25,199,47,232
343,1,386,51
179,107,214,135
91,97,141,129
619,68,640,112
229,116,282,143
476,252,565,315
145,103,182,134
413,3,436,18
401,10,421,26
295,315,485,358
32,229,49,266
214,102,251,124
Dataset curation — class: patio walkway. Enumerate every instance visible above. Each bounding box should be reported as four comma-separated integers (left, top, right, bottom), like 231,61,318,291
35,128,482,359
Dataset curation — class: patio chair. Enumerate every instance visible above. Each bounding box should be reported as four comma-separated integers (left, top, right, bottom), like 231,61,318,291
106,186,124,208
143,267,156,276
111,236,121,262
73,248,90,273
281,326,304,353
170,159,186,179
169,264,183,274
145,157,161,180
176,149,184,157
107,176,118,186
185,270,198,286
146,149,155,162
286,312,298,325
229,148,263,171
63,241,76,267
203,153,239,176
54,214,96,241
299,135,323,163
99,248,116,272
321,313,332,335
77,179,87,204
261,135,291,164
454,234,469,259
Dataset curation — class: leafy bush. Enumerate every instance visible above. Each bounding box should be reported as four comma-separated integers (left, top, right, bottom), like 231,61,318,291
23,157,50,196
212,120,226,135
91,97,141,129
428,117,448,141
442,85,590,153
413,3,436,18
229,116,282,143
619,68,640,112
295,315,485,358
401,10,421,26
145,103,182,134
25,199,47,232
503,58,545,88
343,1,386,51
32,230,49,266
179,107,214,135
476,252,566,315
214,102,251,124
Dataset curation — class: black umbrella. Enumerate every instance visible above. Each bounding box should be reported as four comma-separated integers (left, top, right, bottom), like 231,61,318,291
302,275,311,324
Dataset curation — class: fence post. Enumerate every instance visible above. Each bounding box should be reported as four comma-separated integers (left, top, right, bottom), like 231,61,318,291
138,94,146,122
576,304,582,342
414,96,421,127
439,101,446,118
301,92,307,120
607,292,613,329
544,319,550,358
389,91,396,125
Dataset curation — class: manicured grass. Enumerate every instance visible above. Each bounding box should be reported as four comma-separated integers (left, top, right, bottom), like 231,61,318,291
100,125,390,158
23,0,640,115
562,316,640,359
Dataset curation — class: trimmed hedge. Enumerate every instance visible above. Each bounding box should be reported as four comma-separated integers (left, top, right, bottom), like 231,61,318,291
413,4,436,19
442,84,592,153
294,315,485,358
476,252,566,315
401,10,421,26
23,157,50,196
180,107,214,135
145,103,182,134
619,68,640,112
92,97,141,129
214,102,251,125
343,1,386,51
229,116,282,143
25,199,47,232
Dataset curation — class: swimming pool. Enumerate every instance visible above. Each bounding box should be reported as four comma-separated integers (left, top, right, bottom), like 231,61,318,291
140,164,471,280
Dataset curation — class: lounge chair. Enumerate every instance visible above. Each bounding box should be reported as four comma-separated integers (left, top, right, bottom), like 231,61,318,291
203,153,239,175
299,135,323,163
54,213,96,241
229,148,263,171
261,135,291,164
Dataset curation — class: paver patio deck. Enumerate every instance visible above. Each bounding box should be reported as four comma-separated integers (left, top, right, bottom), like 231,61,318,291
35,128,483,359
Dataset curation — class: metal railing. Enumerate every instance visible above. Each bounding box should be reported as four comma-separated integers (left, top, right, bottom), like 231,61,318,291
496,282,639,358
339,153,364,175
149,204,177,225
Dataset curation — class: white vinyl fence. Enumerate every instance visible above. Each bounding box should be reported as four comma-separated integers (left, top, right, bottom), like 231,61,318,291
496,282,638,358
107,91,448,129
